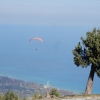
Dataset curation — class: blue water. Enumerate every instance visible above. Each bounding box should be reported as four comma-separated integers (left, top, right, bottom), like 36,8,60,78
0,25,100,94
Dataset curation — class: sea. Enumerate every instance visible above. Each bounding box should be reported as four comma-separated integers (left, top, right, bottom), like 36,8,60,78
0,25,100,94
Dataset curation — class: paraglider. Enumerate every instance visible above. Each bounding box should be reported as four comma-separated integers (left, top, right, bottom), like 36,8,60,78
29,37,43,42
29,37,43,50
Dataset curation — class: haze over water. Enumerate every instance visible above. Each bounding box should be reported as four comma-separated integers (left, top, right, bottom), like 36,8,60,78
0,0,100,94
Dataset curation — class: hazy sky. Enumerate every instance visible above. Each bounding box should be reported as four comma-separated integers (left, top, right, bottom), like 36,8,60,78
0,0,100,26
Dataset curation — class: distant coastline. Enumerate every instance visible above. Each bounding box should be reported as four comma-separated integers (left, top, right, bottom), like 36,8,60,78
0,75,75,98
0,73,84,94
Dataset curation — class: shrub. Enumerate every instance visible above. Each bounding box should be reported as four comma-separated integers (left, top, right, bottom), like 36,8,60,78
3,91,19,100
32,93,42,100
0,94,3,100
49,88,60,97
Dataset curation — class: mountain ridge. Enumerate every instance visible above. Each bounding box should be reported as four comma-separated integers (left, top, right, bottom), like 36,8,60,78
0,76,75,98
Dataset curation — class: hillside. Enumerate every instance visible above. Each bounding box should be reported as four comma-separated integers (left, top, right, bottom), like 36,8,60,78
0,76,75,98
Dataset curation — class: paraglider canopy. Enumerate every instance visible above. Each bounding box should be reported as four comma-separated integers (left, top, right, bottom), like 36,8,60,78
29,37,43,42
29,37,43,50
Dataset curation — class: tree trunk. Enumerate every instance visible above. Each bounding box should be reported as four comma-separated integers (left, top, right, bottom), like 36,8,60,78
85,66,95,94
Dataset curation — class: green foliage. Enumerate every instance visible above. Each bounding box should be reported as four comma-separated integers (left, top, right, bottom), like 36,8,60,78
23,97,26,100
49,88,60,97
72,28,100,77
38,95,42,99
0,94,3,100
32,93,42,100
3,91,19,100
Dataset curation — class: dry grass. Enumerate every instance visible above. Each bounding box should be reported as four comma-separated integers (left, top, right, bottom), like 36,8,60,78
35,94,100,100
60,94,100,100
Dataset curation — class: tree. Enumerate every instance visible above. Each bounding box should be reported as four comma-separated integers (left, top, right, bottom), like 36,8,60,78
49,88,60,97
72,28,100,94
